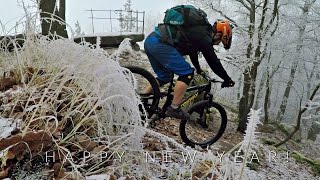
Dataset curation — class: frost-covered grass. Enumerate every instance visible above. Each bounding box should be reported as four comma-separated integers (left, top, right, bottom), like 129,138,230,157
0,19,146,177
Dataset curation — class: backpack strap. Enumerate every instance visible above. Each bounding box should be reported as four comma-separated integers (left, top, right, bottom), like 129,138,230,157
158,24,174,45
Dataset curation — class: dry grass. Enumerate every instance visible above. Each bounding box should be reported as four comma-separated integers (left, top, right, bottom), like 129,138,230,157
0,31,143,179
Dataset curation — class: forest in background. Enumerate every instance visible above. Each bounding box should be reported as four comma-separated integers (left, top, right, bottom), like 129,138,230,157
174,0,320,142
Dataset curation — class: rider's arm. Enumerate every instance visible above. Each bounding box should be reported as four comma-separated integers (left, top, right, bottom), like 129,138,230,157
189,51,201,72
191,36,232,81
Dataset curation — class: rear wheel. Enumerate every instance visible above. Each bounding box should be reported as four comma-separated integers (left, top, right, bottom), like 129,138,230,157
179,100,227,148
124,66,161,119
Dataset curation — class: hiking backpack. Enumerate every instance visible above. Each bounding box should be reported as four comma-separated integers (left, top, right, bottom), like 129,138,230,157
158,5,211,46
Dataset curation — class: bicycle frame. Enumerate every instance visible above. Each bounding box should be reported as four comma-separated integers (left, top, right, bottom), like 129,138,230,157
157,74,217,119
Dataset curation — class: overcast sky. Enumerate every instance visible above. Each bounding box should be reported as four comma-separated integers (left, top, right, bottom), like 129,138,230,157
0,0,177,35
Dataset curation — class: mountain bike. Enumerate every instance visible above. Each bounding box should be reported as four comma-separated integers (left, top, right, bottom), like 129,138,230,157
124,65,227,148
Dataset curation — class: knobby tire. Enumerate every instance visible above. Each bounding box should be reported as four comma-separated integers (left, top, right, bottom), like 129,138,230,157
179,100,227,148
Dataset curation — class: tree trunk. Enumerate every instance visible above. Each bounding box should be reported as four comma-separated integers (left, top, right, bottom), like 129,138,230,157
56,0,68,38
237,1,256,133
305,54,317,98
263,52,280,124
238,72,251,132
238,61,260,132
254,68,267,109
276,60,299,121
39,0,68,38
237,75,242,102
263,71,271,124
39,0,56,36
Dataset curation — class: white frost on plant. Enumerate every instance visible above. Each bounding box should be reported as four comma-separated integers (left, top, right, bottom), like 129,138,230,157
85,174,110,180
304,99,320,110
302,113,320,120
238,108,263,180
315,134,320,145
1,28,145,148
0,118,21,138
96,36,101,49
0,31,150,178
110,38,138,61
239,108,263,152
302,96,320,119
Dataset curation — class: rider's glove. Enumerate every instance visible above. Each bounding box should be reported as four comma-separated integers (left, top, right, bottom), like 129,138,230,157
221,79,235,88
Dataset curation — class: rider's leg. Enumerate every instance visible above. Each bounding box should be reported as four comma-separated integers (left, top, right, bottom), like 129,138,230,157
172,73,194,107
144,33,171,94
144,32,194,119
172,81,188,107
166,72,194,120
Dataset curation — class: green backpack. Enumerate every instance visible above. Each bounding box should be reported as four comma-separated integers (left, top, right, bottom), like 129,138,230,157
158,5,211,46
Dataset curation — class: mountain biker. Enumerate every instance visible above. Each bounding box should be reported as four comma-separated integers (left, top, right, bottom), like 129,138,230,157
144,7,235,120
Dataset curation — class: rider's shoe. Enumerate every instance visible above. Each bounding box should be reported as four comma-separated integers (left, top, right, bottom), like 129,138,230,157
166,106,191,120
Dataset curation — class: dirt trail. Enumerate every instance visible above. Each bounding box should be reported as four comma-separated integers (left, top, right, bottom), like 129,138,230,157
143,113,243,153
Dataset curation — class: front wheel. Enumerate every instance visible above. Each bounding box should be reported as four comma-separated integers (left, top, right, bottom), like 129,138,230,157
179,100,227,148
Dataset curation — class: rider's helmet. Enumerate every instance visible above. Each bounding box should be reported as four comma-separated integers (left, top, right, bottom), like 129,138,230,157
213,20,233,49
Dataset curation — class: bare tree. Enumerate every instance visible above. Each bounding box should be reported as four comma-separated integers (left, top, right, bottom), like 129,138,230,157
235,0,280,132
275,82,320,147
263,52,281,124
276,0,317,122
120,0,136,32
